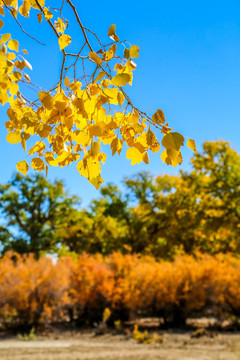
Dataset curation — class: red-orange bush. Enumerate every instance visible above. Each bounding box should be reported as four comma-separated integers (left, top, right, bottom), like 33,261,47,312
1,251,240,328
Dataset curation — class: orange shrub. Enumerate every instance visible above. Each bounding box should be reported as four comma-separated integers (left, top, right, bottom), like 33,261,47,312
69,253,115,324
0,252,70,327
1,251,240,328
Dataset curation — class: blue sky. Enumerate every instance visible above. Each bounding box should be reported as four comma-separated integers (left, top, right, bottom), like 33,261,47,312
0,0,240,206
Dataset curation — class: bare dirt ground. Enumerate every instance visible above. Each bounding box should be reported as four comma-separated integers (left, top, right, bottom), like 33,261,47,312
0,331,240,360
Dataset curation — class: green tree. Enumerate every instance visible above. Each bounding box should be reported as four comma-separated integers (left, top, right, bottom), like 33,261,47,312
0,173,81,257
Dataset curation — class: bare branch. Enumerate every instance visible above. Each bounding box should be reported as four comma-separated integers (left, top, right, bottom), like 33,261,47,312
66,0,93,52
3,1,46,45
83,27,104,47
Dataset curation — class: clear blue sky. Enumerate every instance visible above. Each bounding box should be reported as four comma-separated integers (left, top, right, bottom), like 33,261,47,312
1,0,240,205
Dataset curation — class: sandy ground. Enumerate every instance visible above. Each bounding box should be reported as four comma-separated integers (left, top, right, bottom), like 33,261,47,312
0,332,240,360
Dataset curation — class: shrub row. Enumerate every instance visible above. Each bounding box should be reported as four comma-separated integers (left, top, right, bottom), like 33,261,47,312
0,251,239,328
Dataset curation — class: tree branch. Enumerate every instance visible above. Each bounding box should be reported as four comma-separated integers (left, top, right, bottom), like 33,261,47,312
3,1,46,45
66,0,93,52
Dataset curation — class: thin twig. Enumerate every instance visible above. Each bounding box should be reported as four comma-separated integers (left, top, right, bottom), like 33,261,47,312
34,0,60,39
60,53,66,87
83,27,104,47
66,0,93,52
3,1,46,45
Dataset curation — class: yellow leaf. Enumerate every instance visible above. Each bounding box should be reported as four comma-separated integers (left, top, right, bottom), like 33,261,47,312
108,24,116,37
90,141,100,157
89,125,102,137
77,157,101,182
0,19,3,30
89,175,103,190
63,115,73,130
143,152,149,164
53,92,69,110
103,88,118,105
58,34,71,50
64,77,69,86
95,71,106,82
45,152,58,166
38,91,53,110
129,45,139,58
161,149,182,166
126,147,145,165
98,152,107,164
103,44,117,62
103,49,114,61
134,142,145,153
72,130,90,147
8,39,19,52
28,141,45,155
23,58,32,70
112,73,131,87
31,158,45,171
87,158,102,181
7,53,16,61
21,139,26,151
23,49,28,54
111,138,122,156
37,124,51,138
162,132,184,151
16,160,29,176
0,33,11,44
6,132,21,144
0,91,9,105
43,7,53,20
10,7,17,18
187,139,197,153
101,79,110,88
89,51,102,65
146,129,157,146
110,34,119,42
55,17,66,34
9,82,19,95
151,140,160,153
107,24,119,41
152,109,165,125
24,74,31,82
37,13,42,23
19,1,30,17
124,49,130,59
166,149,180,167
117,92,125,107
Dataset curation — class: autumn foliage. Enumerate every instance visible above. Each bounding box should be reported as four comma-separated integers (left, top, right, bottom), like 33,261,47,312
0,1,195,188
0,251,240,329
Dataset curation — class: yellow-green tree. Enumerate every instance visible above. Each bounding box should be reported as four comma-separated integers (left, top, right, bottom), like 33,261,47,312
149,140,240,255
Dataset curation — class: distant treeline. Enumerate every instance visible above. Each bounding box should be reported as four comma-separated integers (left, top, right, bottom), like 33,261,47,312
0,140,240,259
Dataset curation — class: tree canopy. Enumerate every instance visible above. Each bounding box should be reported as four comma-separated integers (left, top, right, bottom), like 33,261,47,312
0,172,80,256
0,1,195,188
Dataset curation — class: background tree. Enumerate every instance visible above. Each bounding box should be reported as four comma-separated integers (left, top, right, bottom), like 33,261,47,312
71,140,240,257
1,140,239,258
147,140,240,256
0,173,81,257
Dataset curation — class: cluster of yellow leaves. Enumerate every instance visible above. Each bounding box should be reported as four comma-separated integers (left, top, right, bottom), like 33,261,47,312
0,2,196,188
